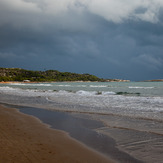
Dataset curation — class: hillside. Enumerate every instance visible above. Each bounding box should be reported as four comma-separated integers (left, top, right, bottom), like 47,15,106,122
0,68,104,82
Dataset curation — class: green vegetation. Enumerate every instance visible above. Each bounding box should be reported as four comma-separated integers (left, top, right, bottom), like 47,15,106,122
0,68,104,82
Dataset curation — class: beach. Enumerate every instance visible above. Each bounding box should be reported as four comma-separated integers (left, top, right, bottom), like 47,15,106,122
0,81,163,162
0,104,113,163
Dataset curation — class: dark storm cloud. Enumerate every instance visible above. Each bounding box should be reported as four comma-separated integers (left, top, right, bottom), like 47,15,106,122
0,0,163,80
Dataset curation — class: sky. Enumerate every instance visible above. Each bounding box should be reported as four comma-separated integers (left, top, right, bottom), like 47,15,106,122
0,0,163,81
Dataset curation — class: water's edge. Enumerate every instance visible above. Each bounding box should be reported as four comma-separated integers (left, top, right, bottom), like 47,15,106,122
1,102,142,163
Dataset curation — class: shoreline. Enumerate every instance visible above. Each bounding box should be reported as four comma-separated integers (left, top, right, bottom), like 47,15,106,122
0,82,163,162
0,104,113,163
0,80,130,84
1,102,143,163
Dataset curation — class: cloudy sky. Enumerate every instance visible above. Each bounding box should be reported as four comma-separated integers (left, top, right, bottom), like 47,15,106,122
0,0,163,81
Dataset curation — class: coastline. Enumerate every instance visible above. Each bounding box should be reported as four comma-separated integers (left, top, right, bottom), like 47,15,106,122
0,104,113,163
0,81,162,162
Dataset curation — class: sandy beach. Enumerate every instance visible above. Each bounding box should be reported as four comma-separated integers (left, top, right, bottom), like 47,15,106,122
0,81,163,162
0,104,113,163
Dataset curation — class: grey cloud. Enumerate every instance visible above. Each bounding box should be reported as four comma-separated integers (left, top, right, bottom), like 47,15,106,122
0,0,163,80
132,54,163,71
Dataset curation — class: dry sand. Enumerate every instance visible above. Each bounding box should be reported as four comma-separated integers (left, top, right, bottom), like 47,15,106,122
0,104,113,163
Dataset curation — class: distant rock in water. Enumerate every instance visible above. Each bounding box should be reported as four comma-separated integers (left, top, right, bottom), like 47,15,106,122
143,79,163,82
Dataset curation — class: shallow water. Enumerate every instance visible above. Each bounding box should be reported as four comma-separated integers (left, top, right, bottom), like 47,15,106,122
17,106,142,163
0,82,163,162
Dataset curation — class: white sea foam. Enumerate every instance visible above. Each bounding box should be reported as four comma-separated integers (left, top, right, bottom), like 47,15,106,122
0,82,163,121
89,85,108,88
56,84,87,87
102,91,116,95
57,84,71,87
9,83,52,86
128,86,154,89
76,90,97,96
78,85,87,87
0,86,17,91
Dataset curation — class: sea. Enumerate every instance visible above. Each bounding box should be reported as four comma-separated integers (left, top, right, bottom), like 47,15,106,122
0,81,163,162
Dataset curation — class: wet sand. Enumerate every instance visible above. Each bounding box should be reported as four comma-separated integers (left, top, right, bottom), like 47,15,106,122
18,106,143,163
0,104,113,163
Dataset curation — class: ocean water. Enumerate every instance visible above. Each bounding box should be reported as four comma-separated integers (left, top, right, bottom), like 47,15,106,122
0,81,163,162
